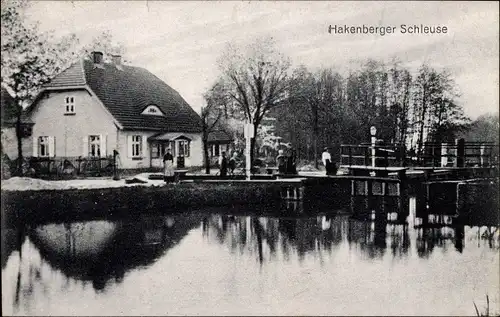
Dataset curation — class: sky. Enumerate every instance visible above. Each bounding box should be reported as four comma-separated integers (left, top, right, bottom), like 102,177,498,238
24,1,499,119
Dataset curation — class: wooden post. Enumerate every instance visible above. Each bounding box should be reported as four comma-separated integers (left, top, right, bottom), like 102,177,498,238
441,143,447,167
480,144,485,167
457,138,465,168
348,146,353,167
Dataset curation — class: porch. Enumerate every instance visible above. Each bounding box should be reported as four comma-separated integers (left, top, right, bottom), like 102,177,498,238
148,132,192,168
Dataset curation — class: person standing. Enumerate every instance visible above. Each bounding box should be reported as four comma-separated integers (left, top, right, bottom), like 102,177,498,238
219,151,228,177
228,151,238,175
163,148,174,183
322,147,334,176
276,149,286,174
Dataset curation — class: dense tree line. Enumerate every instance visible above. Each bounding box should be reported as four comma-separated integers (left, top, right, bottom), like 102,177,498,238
205,38,483,166
272,60,471,165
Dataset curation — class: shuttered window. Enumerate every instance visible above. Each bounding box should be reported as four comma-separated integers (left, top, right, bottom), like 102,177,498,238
83,134,107,157
37,136,55,157
89,135,100,157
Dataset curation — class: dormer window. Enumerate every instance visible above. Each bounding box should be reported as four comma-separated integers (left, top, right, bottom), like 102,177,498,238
141,105,164,116
65,96,75,115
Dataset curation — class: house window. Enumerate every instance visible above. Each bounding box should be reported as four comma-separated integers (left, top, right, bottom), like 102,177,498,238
39,136,49,157
169,141,176,157
65,96,75,114
37,136,55,157
131,135,142,157
151,143,160,159
211,144,220,157
89,135,101,157
178,140,190,157
141,105,164,116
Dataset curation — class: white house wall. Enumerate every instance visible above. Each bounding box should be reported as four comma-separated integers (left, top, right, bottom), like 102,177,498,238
118,131,203,169
30,89,203,169
117,130,157,169
180,132,203,167
30,90,118,158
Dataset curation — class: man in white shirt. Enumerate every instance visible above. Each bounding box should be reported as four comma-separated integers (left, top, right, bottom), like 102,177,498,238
322,147,335,175
322,147,331,167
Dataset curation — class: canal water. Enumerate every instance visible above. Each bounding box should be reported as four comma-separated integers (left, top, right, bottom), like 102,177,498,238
2,199,499,316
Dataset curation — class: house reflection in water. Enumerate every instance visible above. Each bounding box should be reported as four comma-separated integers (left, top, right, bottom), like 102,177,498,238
10,214,202,299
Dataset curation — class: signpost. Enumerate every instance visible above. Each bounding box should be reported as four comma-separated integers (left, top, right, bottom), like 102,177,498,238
244,122,254,181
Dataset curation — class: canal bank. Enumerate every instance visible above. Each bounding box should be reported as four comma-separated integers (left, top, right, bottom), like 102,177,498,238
1,174,403,225
2,173,498,227
1,180,288,226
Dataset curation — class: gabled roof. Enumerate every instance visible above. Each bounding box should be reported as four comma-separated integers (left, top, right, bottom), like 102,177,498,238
40,59,202,132
208,129,233,143
43,60,86,88
148,132,192,141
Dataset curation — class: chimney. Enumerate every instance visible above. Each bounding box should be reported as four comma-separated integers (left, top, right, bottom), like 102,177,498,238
92,51,104,64
111,54,121,65
111,54,123,70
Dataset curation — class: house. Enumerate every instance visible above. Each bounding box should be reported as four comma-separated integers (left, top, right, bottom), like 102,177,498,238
1,86,34,161
206,128,234,166
207,129,233,157
27,52,204,169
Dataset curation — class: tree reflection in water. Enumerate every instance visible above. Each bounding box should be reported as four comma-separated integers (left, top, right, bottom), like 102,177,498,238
201,195,499,264
202,211,414,264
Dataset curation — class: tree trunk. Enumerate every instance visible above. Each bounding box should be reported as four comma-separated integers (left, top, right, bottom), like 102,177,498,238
313,105,319,169
15,116,23,176
250,136,256,168
250,121,259,167
203,138,210,174
313,137,318,169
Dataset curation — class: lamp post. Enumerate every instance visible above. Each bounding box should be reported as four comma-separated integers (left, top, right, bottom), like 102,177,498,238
370,126,377,168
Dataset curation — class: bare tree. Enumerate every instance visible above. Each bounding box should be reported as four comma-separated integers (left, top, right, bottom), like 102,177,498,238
411,64,466,156
387,60,412,145
202,80,229,174
216,38,291,164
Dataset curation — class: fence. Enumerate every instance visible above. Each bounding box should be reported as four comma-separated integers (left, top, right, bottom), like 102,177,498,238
420,141,498,168
27,156,115,178
340,144,406,168
340,141,499,169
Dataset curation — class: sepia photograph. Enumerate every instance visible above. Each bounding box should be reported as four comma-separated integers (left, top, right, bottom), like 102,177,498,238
1,1,499,316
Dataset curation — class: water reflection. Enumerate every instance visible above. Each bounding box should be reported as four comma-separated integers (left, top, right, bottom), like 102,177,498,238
4,214,202,304
202,213,413,264
2,194,499,316
199,194,499,265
